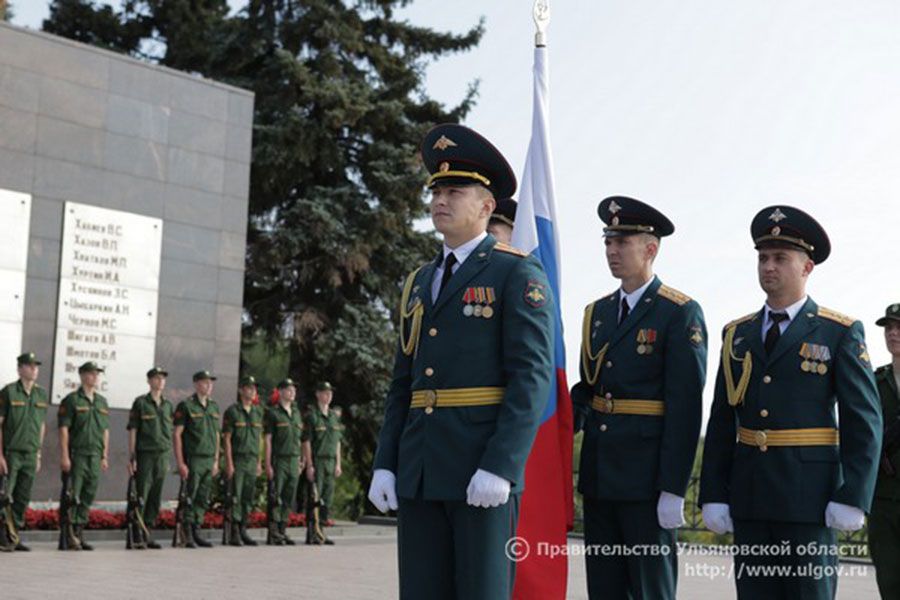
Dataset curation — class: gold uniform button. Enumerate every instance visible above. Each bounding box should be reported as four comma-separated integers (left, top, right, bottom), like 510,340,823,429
599,424,608,432
760,409,769,418
425,407,433,415
425,367,434,377
605,361,613,368
605,392,612,399
763,375,772,384
429,328,438,337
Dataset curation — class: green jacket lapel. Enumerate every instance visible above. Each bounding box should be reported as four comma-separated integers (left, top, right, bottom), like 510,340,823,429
432,235,495,316
767,297,820,366
609,276,662,349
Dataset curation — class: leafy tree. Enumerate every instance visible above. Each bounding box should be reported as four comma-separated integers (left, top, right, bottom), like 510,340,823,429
44,0,483,517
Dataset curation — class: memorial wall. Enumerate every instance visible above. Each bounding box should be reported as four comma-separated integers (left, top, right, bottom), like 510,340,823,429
0,23,253,500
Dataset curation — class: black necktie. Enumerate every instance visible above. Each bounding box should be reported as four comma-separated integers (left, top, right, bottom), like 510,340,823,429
619,296,630,324
438,253,457,297
764,312,789,354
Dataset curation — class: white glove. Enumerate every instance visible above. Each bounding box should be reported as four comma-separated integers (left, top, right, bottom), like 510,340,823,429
702,502,734,534
367,469,399,513
825,501,865,532
466,469,511,508
657,491,686,529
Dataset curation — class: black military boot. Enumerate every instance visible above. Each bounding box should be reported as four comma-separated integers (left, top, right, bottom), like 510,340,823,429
239,524,257,546
266,520,284,545
14,541,31,552
75,526,94,551
145,535,161,550
229,523,243,547
278,522,295,546
192,524,213,548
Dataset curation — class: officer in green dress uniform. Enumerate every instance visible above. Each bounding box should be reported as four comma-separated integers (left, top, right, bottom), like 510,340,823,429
265,378,304,545
222,375,264,546
126,366,173,549
57,361,110,551
572,196,708,599
869,303,900,598
302,381,343,528
367,123,555,600
699,206,882,600
173,370,221,548
0,352,48,551
487,197,516,244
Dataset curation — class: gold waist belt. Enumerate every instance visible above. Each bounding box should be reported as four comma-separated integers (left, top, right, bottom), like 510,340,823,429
410,387,505,413
591,396,664,416
738,426,839,450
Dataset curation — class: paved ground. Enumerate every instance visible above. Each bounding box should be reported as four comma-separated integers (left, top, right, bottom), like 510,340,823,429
0,524,881,599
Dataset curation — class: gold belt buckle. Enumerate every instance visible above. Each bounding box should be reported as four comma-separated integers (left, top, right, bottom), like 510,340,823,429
424,390,437,414
754,429,768,452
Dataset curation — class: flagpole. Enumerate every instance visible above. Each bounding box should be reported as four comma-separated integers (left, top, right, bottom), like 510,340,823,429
533,0,550,47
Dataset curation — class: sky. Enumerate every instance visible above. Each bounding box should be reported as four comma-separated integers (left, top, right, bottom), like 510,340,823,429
14,1,900,423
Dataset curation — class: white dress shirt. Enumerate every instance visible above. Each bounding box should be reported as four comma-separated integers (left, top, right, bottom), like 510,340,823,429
761,296,808,338
431,231,487,302
617,276,655,322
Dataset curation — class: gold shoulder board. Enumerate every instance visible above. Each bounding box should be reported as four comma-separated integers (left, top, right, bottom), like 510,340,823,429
657,284,691,306
494,242,528,258
724,312,757,330
818,306,855,327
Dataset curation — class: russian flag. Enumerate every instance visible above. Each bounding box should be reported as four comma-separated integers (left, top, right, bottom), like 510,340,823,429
511,44,572,600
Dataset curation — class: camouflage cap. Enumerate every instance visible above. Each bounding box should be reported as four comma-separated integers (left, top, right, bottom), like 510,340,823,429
16,352,41,366
876,303,900,327
192,370,217,382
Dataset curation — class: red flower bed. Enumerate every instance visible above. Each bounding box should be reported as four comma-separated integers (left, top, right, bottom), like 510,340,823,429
23,508,307,530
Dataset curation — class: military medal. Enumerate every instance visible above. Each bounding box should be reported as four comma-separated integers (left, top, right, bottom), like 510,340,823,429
799,343,812,372
636,329,656,354
462,288,475,317
472,287,485,317
817,346,830,375
482,287,495,319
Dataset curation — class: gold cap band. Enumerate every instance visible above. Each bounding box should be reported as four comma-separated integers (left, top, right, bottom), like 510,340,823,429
754,234,815,253
427,170,491,188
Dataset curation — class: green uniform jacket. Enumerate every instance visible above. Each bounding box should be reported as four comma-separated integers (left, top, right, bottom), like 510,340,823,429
875,365,900,501
303,408,343,459
57,388,110,456
373,235,555,501
222,403,263,458
174,395,220,459
574,276,708,501
0,381,48,453
127,394,173,453
266,404,304,457
700,298,882,523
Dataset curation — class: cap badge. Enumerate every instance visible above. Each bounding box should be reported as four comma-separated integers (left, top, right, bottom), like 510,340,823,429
608,200,622,214
771,226,781,236
768,208,787,222
433,135,457,151
438,161,450,172
611,216,620,226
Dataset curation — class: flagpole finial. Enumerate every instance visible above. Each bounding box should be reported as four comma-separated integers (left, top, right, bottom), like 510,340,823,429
533,0,550,47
